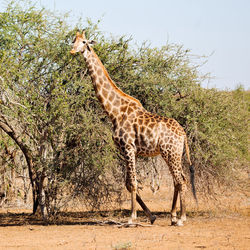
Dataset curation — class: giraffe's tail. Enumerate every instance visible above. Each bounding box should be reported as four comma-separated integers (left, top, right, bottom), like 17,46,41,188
184,135,197,202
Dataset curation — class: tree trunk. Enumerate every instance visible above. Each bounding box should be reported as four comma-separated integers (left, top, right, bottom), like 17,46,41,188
0,120,39,214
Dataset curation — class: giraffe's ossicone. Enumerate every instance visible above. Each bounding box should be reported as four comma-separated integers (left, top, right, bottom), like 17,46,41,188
71,30,197,226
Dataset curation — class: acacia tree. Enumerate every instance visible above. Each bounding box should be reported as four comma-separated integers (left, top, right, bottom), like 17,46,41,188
0,1,123,219
0,1,71,216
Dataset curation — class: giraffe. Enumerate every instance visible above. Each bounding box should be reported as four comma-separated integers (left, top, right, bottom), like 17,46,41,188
70,30,196,226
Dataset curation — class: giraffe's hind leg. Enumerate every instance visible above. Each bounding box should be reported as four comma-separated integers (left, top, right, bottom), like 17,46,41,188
179,185,187,225
162,150,187,226
171,184,179,225
172,171,187,226
175,179,187,226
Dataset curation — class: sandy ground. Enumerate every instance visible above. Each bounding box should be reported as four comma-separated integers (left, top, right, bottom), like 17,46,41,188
0,182,249,250
0,213,249,250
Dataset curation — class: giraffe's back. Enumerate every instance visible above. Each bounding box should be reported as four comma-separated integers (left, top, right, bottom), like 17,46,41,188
135,112,186,157
110,107,185,157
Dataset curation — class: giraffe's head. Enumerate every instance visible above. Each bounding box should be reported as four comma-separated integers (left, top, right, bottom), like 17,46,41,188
70,30,96,55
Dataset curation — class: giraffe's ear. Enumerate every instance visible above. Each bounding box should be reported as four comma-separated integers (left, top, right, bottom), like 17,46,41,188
89,40,97,46
81,29,86,39
86,42,95,51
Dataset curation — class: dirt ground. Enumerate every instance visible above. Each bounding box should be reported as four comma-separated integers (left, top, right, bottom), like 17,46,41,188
1,187,249,250
0,212,249,250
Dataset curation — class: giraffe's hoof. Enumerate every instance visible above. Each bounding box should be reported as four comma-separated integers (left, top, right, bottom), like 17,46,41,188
128,218,132,224
171,217,178,226
171,220,184,226
171,221,177,226
181,216,186,222
176,220,184,226
150,215,156,225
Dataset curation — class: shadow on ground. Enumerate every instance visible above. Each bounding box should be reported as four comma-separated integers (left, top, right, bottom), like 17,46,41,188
0,209,211,227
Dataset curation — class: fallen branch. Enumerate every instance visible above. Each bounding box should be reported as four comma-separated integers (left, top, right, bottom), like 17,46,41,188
94,219,153,228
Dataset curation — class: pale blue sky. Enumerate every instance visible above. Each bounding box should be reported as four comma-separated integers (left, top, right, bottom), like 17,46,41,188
1,0,249,90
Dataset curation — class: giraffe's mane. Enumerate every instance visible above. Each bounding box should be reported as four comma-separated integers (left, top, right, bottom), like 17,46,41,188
90,47,143,107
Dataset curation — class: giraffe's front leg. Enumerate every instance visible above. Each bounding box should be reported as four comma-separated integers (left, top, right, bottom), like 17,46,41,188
136,194,156,224
125,152,137,224
130,188,137,223
126,171,137,223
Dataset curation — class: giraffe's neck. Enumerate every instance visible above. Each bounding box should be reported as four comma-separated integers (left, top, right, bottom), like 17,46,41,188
83,48,143,122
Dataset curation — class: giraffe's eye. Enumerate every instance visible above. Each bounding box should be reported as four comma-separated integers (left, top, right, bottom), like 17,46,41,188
82,41,86,44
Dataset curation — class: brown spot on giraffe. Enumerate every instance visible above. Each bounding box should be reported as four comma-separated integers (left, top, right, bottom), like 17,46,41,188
105,101,112,113
102,88,108,99
108,91,116,102
104,82,111,90
97,68,103,76
71,30,196,226
120,105,127,113
113,98,120,107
